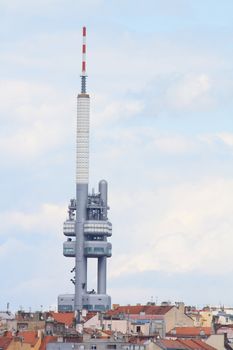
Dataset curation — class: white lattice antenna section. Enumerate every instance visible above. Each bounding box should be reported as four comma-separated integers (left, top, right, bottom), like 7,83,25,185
76,94,90,184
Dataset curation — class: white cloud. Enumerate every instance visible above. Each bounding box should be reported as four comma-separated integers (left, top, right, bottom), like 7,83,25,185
165,73,213,110
95,126,200,162
0,122,61,159
0,239,30,260
0,81,55,117
0,80,74,160
0,0,104,13
199,132,233,151
0,203,66,236
92,94,144,126
0,234,74,311
109,178,233,278
149,134,197,154
217,132,233,147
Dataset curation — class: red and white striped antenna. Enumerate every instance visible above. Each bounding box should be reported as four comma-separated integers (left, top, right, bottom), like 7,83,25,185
81,26,87,93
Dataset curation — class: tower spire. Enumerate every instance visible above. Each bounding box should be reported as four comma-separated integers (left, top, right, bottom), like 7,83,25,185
81,26,87,93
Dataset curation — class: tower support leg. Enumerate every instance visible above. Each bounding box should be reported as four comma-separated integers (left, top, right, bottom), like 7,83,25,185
97,256,106,294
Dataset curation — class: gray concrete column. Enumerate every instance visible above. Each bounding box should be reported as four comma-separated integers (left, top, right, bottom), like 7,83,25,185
75,184,88,317
99,180,108,220
97,256,106,294
84,257,87,292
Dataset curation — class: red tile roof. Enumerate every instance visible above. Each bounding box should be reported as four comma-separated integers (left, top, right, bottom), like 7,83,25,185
49,312,74,327
157,339,188,349
0,337,12,350
102,330,113,336
107,305,173,316
17,331,39,346
178,340,215,350
188,339,216,350
2,332,13,339
156,339,216,350
167,327,212,337
39,336,57,350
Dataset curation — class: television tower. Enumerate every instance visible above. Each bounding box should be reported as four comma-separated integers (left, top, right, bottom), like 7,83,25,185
60,27,112,331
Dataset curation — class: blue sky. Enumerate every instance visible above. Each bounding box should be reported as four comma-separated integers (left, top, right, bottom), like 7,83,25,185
1,0,233,312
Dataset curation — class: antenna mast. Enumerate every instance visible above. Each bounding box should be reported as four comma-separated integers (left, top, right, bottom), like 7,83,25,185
81,26,87,93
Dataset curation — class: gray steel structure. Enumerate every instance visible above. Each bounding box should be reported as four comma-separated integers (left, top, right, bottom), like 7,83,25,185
59,27,112,327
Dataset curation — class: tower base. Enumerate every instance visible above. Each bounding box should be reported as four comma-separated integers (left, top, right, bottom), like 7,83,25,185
58,293,111,312
83,293,111,311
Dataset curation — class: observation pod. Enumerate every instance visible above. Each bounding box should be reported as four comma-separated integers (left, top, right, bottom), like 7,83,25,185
63,240,112,258
63,220,75,236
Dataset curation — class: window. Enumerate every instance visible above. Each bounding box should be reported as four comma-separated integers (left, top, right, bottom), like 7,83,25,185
94,247,104,253
91,345,97,350
94,305,105,311
107,345,116,349
83,304,93,311
84,247,93,254
58,305,73,312
64,248,74,253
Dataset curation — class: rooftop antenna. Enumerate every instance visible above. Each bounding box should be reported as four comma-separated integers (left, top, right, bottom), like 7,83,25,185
81,26,87,93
